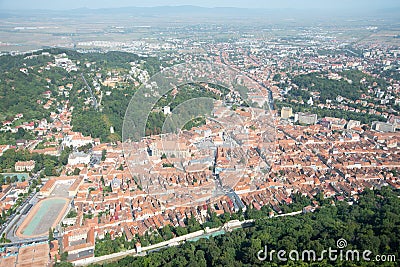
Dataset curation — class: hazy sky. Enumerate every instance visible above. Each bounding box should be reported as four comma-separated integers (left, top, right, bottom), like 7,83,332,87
0,0,399,10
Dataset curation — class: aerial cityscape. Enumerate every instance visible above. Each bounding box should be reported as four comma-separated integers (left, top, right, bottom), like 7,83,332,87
0,1,399,266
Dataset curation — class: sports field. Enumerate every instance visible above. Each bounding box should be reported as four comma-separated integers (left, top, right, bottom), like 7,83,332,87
16,197,69,238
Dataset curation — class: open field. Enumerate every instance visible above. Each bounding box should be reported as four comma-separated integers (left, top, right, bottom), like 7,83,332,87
16,197,69,239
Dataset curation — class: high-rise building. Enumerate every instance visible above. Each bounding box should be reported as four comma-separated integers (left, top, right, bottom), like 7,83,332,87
372,121,395,132
296,112,317,125
281,107,293,119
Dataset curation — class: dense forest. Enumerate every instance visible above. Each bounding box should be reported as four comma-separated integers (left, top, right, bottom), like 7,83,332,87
85,187,399,267
145,83,229,136
72,82,226,140
66,51,162,142
0,63,56,122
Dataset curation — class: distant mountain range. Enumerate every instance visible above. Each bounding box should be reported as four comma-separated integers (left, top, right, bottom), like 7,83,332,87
1,5,400,19
0,5,400,15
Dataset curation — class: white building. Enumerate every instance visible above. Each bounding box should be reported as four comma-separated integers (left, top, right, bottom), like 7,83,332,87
163,106,171,115
68,152,91,165
63,133,93,148
372,121,395,133
15,160,35,172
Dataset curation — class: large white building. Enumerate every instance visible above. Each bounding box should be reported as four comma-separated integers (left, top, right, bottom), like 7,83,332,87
150,140,190,158
68,152,91,165
372,121,395,133
296,112,317,125
280,107,293,119
15,160,35,172
62,132,93,148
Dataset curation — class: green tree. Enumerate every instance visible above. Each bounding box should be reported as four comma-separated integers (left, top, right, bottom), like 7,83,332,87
174,226,188,237
59,146,72,165
187,215,202,233
101,149,107,161
73,168,81,175
273,73,282,82
48,228,54,243
159,225,174,240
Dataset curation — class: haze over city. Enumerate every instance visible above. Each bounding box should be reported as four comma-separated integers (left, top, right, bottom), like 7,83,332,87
1,0,399,10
